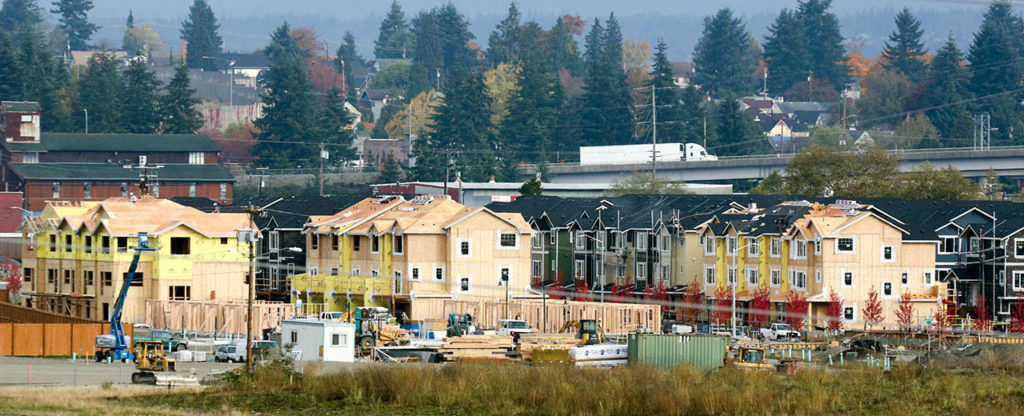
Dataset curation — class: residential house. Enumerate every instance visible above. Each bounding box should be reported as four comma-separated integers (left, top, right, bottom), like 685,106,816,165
18,197,251,323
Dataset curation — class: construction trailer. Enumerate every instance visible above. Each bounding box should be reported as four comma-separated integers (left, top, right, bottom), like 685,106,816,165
280,318,356,362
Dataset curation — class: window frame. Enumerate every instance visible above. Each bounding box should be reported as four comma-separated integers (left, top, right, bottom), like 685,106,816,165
770,237,781,258
635,232,648,251
498,232,519,249
434,266,445,281
703,236,715,256
923,270,934,286
770,269,781,287
836,237,855,253
458,238,472,257
170,237,191,255
881,245,894,262
1015,238,1024,258
704,266,716,285
883,281,893,297
842,271,854,288
746,267,758,286
393,234,404,255
748,239,760,257
726,236,737,256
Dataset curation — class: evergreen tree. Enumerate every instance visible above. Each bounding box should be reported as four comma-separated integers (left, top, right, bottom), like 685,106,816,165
374,0,412,59
880,8,927,83
579,14,633,146
763,0,849,96
180,0,222,71
408,4,475,96
254,23,317,168
601,14,632,142
121,10,142,53
646,40,683,142
714,96,766,156
377,151,403,183
968,2,1024,144
501,22,564,166
678,86,708,144
161,63,203,134
13,28,68,131
487,2,521,66
418,69,493,182
692,8,755,97
50,0,97,50
121,59,162,133
926,35,974,143
335,31,363,99
547,15,582,75
762,9,805,96
0,0,42,38
74,54,122,133
315,87,356,162
0,32,17,99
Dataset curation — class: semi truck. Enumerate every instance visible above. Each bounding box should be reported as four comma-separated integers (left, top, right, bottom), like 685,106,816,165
579,143,717,166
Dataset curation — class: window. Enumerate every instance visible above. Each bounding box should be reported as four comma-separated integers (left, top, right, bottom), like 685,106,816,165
650,232,658,250
370,270,379,277
704,266,716,285
532,235,542,249
1000,270,1006,287
411,267,420,281
883,282,893,297
371,236,379,253
63,269,71,284
189,183,197,197
969,237,980,253
661,235,671,250
52,182,59,198
460,277,470,292
102,272,112,286
168,285,191,300
770,238,781,257
434,267,445,281
85,236,92,253
291,331,298,344
792,271,806,289
843,271,854,287
84,271,94,286
837,238,855,253
352,237,360,251
499,267,510,286
48,234,55,252
331,235,339,251
1014,272,1024,291
310,234,318,250
117,237,128,252
459,239,471,257
844,306,855,322
793,240,807,258
770,269,781,287
125,272,143,287
616,264,625,279
727,236,737,255
47,268,56,284
704,236,715,255
814,237,822,255
637,263,647,281
881,246,894,262
748,239,760,256
1016,239,1024,258
635,232,648,251
330,268,339,276
574,232,585,250
189,152,205,164
727,268,737,285
901,272,909,285
220,183,227,200
499,232,518,248
23,267,32,283
65,235,72,252
170,237,190,255
101,236,110,253
815,269,822,283
268,231,278,250
83,182,91,199
22,152,38,163
941,237,958,254
747,268,758,286
924,271,933,285
393,235,404,254
331,333,341,346
575,260,585,278
552,260,556,272
532,260,542,277
549,232,556,245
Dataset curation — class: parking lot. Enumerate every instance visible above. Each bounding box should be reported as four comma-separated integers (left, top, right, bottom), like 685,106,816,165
0,356,241,386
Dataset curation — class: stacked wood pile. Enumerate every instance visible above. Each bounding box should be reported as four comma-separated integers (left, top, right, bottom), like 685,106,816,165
517,333,578,358
438,334,515,362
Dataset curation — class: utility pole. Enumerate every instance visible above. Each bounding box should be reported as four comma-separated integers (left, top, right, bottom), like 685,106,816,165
319,144,328,197
84,109,88,134
241,203,264,374
974,113,991,151
651,85,657,178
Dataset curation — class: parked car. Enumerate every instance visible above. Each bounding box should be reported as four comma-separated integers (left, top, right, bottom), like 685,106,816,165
215,345,241,363
496,320,533,336
134,329,188,351
760,323,801,341
232,340,283,363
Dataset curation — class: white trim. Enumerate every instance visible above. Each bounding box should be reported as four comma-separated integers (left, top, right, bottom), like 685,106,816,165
635,231,648,252
791,239,807,259
747,238,760,257
498,265,512,287
636,262,647,281
703,236,715,256
497,231,519,249
815,269,822,283
833,212,909,236
746,266,758,286
923,270,934,286
1014,238,1024,259
836,237,856,254
770,269,781,287
901,271,909,285
457,238,472,258
880,245,895,263
726,236,737,256
704,266,716,285
433,265,445,282
814,237,822,255
882,281,894,298
456,274,472,294
938,236,958,254
1013,271,1024,292
843,303,857,323
841,269,854,288
392,234,404,255
409,264,421,281
770,237,781,258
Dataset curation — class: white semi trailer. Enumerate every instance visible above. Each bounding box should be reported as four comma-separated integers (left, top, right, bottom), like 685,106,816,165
579,143,717,165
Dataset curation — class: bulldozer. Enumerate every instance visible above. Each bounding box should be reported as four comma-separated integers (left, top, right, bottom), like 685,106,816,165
730,346,775,371
132,340,176,384
559,319,606,345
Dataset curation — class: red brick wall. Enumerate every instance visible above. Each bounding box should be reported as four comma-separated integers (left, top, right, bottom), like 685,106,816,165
23,181,233,210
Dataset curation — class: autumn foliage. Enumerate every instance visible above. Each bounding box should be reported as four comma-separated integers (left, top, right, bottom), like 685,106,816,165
677,281,704,324
973,294,990,331
1011,303,1024,333
894,294,914,330
748,289,771,329
826,289,844,334
862,286,884,329
711,287,733,325
785,291,808,331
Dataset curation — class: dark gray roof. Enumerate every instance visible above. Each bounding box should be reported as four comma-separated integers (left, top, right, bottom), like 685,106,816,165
1,133,221,153
9,163,233,182
173,194,371,230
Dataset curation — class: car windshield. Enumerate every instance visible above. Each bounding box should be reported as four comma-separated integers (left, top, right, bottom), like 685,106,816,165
775,324,790,330
255,341,280,349
505,321,529,329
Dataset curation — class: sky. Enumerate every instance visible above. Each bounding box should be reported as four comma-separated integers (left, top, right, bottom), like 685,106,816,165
80,0,999,60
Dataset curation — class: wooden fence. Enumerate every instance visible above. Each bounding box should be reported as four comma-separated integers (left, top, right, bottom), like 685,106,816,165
0,322,133,357
145,300,294,335
437,299,661,334
0,302,104,324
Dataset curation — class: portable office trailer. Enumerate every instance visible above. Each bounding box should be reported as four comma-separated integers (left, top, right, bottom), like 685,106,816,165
280,319,356,362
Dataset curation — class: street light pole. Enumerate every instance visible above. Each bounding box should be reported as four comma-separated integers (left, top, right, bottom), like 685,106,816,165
242,203,264,373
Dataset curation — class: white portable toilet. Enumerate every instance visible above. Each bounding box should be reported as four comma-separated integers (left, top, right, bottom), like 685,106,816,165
281,319,356,362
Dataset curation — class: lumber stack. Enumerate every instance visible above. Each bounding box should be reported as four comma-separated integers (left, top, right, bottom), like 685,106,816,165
438,334,516,362
517,333,578,358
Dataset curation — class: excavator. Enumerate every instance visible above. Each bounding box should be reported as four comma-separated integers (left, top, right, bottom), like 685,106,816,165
559,319,606,345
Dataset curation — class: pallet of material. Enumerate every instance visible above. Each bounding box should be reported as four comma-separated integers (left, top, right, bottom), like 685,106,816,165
438,335,516,362
518,334,578,344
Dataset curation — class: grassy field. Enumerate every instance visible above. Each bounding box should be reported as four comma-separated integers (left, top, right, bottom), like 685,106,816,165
4,363,1024,415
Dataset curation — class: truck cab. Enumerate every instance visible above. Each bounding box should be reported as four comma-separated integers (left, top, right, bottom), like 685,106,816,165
496,319,533,336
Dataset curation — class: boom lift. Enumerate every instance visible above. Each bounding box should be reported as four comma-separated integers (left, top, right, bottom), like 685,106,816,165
94,233,157,362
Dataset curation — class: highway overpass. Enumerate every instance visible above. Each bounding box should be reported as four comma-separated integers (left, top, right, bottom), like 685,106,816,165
522,146,1024,184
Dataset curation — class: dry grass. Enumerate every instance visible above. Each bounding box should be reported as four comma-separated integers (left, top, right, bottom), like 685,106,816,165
6,363,1024,415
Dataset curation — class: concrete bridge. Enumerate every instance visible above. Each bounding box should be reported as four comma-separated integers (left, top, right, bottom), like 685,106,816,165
523,146,1024,184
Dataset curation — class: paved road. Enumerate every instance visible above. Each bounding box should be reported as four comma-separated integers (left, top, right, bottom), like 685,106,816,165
0,356,241,386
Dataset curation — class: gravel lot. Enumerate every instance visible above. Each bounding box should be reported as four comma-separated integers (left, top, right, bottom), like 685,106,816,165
0,356,241,386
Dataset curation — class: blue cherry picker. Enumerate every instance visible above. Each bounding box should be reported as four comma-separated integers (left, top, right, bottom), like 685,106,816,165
94,233,157,362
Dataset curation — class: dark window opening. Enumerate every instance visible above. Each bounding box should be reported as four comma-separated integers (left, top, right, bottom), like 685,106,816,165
331,234,339,251
85,236,92,253
102,236,110,253
65,235,72,252
170,237,190,255
125,272,144,287
168,285,191,300
117,237,128,252
353,237,361,251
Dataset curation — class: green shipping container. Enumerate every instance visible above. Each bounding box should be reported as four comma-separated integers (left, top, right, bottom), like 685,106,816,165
627,334,729,370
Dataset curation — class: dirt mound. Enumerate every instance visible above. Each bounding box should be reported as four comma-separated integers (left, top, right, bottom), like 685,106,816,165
916,343,1024,369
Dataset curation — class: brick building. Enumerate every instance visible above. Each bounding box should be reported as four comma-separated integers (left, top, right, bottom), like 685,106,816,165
0,101,235,211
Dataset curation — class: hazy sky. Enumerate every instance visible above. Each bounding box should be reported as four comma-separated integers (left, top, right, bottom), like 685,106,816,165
81,0,995,59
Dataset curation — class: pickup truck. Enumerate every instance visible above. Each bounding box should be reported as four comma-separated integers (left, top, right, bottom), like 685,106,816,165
496,319,533,336
760,323,801,341
134,329,188,351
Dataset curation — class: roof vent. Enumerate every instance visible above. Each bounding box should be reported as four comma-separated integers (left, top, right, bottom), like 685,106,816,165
833,200,860,210
411,195,437,205
375,195,398,204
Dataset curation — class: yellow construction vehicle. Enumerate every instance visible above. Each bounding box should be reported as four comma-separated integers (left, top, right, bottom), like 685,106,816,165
559,319,606,345
132,340,176,384
730,346,774,370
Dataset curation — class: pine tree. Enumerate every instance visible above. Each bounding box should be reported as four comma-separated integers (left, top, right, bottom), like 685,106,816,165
14,28,69,131
646,40,683,142
180,0,222,71
254,23,317,168
968,2,1024,144
335,31,363,99
601,14,633,143
547,15,582,75
0,0,42,38
408,4,475,96
50,0,97,50
0,32,17,99
122,10,143,53
487,2,521,66
579,14,633,146
315,87,356,162
762,9,806,96
501,22,563,166
926,35,974,143
420,69,493,182
377,151,403,183
880,8,927,83
692,8,755,97
161,63,203,134
121,59,162,134
764,0,849,96
374,0,412,59
714,96,765,156
74,54,122,133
